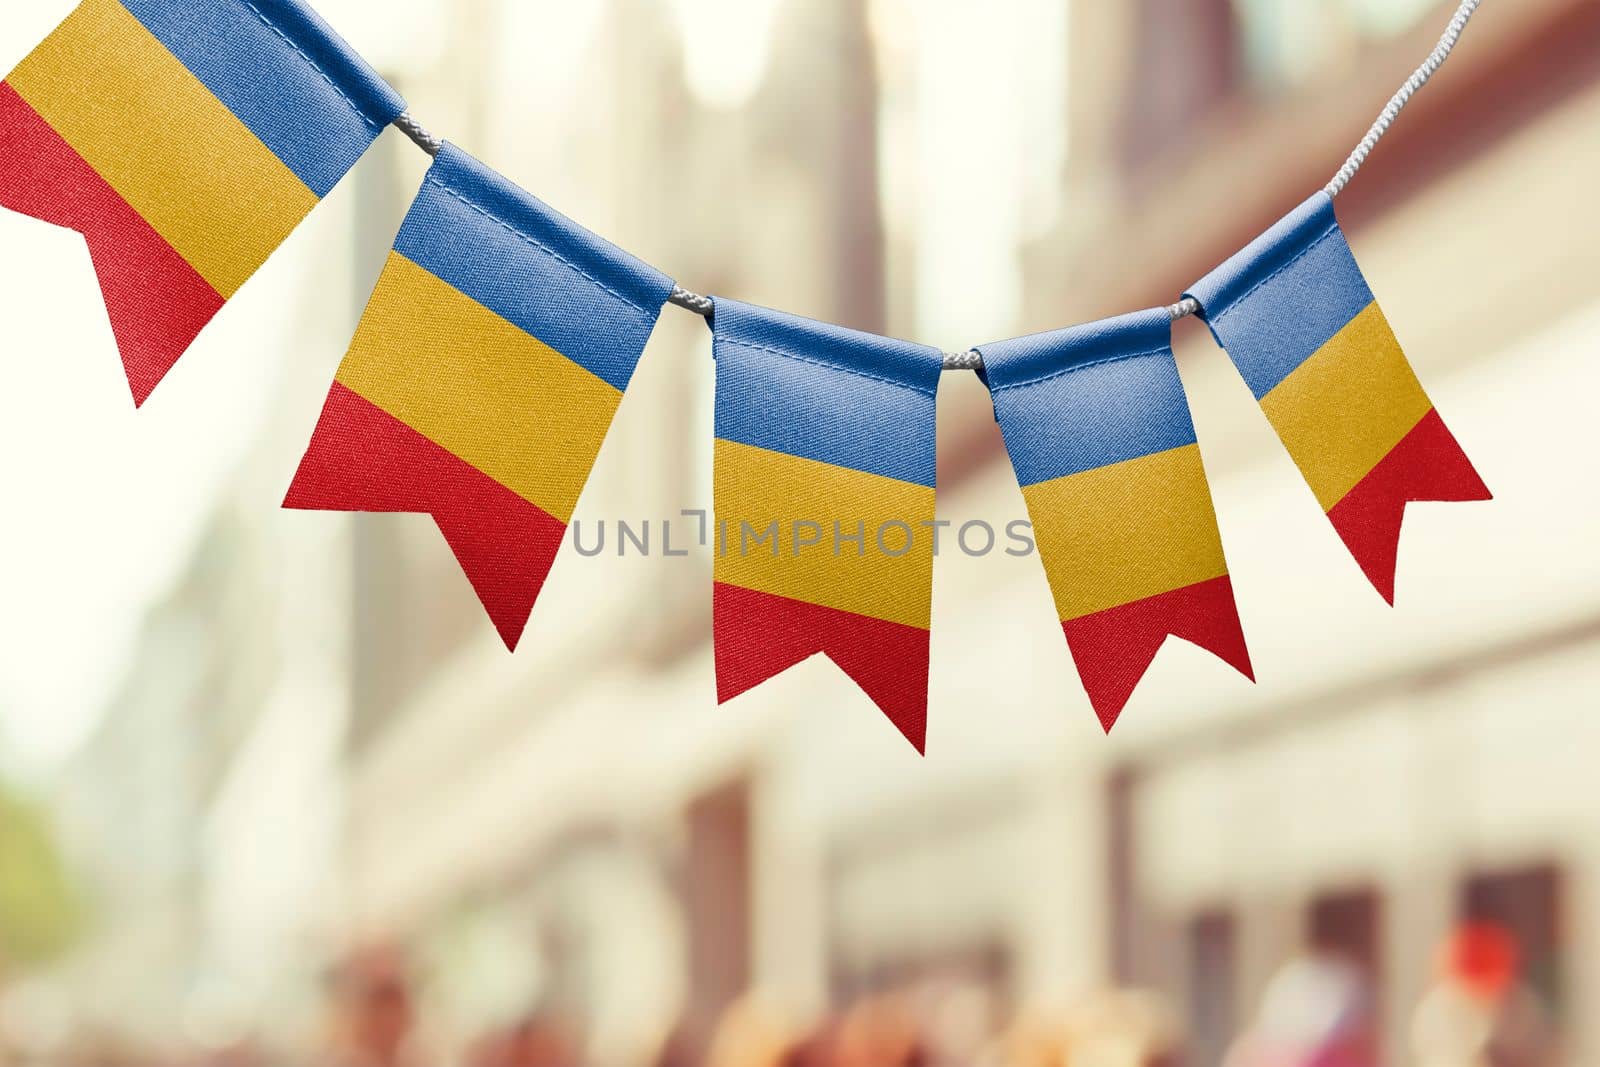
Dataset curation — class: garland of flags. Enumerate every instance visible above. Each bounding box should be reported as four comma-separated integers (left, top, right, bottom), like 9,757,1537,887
0,0,1493,751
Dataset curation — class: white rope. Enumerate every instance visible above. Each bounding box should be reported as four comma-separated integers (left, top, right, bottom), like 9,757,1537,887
390,0,1486,369
667,287,715,316
394,112,442,156
1326,0,1484,197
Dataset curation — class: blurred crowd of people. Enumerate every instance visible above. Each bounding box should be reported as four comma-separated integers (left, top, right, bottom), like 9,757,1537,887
1222,925,1556,1067
0,923,1560,1067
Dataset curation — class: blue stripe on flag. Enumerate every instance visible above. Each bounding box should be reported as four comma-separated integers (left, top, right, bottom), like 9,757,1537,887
1186,192,1375,399
121,0,405,197
979,309,1198,485
395,144,674,392
713,299,941,488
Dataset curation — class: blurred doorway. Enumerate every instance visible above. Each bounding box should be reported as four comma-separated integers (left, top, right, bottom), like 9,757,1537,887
1186,909,1238,1067
1308,886,1383,992
1461,864,1565,1017
681,779,754,1056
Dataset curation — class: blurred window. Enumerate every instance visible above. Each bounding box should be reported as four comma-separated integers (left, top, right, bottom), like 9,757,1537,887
1461,865,1565,1015
1233,0,1443,89
1186,910,1237,1067
1107,769,1139,984
1118,0,1447,171
682,780,753,1055
831,942,1010,1007
1307,887,1384,1058
1308,887,1383,981
1120,0,1242,169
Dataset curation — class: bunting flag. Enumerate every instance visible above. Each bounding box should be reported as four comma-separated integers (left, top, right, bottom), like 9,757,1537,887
0,0,1501,739
1186,192,1491,602
0,0,404,404
712,301,942,753
977,309,1254,732
285,143,674,651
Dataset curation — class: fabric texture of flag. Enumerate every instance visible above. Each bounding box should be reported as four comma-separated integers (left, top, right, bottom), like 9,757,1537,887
977,309,1254,732
0,0,404,404
286,143,674,651
1187,192,1491,603
712,300,942,753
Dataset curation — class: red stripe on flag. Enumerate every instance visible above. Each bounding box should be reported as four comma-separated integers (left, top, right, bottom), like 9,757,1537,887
286,382,567,651
0,82,224,406
1062,574,1254,734
1327,408,1492,605
713,582,931,754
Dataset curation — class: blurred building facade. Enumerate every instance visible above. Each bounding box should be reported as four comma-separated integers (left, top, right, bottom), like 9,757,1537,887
4,0,1599,1063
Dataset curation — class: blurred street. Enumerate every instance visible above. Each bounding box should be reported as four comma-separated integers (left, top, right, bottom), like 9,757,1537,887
1,0,1599,1064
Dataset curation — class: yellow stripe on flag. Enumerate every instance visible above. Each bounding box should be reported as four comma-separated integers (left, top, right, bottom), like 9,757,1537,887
1023,444,1229,622
1259,302,1434,511
336,252,625,523
6,0,316,296
715,440,935,630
